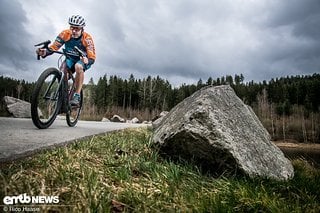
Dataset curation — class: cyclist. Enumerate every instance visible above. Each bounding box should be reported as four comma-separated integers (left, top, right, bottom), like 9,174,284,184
36,15,96,106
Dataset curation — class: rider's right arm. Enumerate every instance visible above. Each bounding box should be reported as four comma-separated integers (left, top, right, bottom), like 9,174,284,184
36,30,71,58
48,30,72,52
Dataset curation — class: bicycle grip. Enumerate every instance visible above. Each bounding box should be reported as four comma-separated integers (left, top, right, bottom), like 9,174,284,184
37,55,40,60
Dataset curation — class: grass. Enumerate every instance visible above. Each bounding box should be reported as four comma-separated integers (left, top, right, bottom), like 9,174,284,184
1,128,319,212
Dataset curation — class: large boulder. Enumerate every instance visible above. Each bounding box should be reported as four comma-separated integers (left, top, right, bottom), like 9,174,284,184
3,96,31,118
152,85,294,180
152,111,169,129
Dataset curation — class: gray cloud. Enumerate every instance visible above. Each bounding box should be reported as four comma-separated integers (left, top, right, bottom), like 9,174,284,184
1,0,319,85
253,0,320,79
0,0,35,80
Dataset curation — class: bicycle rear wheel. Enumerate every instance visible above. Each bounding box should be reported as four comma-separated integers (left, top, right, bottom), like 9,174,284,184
66,89,83,127
31,68,62,129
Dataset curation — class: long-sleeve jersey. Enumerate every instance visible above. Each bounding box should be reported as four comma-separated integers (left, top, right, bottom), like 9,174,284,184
49,29,96,65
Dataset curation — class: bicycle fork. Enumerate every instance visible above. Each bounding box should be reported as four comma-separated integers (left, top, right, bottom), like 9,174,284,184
58,67,78,114
55,71,67,114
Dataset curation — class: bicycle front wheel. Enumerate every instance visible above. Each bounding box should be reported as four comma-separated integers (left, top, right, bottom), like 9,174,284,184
31,68,62,129
66,89,83,127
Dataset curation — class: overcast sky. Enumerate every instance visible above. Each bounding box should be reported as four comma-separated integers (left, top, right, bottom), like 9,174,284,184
1,0,320,86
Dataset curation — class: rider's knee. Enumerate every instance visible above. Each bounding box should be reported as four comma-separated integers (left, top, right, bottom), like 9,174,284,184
74,63,84,73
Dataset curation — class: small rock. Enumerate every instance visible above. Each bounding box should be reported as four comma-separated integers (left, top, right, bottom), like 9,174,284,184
111,115,125,123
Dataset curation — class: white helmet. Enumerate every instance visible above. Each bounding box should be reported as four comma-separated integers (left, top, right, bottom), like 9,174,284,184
68,15,86,27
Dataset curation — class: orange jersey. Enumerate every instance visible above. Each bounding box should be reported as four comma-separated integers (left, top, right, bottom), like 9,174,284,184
49,29,96,61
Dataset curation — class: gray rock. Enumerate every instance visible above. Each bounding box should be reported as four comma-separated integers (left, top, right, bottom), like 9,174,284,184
3,96,31,118
111,115,125,123
152,85,294,180
101,117,111,122
131,117,140,124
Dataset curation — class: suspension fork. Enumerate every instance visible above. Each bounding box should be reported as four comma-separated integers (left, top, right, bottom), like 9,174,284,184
43,75,58,100
57,62,69,113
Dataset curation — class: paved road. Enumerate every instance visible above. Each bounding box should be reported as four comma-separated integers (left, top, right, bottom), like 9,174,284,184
0,117,149,163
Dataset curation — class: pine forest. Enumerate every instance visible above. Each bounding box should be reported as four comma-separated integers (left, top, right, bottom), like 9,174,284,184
1,73,319,143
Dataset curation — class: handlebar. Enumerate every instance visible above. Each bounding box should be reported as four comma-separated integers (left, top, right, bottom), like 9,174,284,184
35,40,51,47
35,40,87,60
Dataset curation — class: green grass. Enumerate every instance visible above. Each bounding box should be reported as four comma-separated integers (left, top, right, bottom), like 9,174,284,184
1,128,319,212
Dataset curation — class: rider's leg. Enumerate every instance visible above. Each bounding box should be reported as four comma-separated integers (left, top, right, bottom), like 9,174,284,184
74,63,84,94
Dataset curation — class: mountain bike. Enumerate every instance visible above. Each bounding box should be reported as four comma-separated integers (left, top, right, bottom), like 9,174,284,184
31,40,84,129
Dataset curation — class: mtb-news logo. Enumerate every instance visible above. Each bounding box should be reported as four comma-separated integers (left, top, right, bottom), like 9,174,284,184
3,193,59,205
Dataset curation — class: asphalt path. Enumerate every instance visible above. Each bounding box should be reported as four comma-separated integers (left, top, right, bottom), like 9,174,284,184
0,117,149,163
